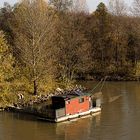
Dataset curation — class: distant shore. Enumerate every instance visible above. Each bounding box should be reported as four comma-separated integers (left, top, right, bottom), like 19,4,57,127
78,75,140,82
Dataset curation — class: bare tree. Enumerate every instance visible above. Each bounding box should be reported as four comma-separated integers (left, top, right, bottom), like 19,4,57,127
50,0,91,84
11,0,56,95
130,0,140,69
50,0,89,13
131,0,140,16
108,0,127,16
108,0,128,70
71,0,88,13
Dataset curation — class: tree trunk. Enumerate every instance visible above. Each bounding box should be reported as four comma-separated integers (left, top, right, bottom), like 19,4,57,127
33,80,37,95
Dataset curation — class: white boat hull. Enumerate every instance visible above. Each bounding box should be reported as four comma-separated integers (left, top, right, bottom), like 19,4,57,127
55,107,101,122
38,107,101,123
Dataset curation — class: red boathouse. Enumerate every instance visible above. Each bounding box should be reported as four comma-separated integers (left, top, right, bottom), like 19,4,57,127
65,95,91,115
50,91,101,118
39,91,102,122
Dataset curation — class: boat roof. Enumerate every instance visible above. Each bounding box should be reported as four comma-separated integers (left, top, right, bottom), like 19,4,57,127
52,90,102,101
52,90,89,100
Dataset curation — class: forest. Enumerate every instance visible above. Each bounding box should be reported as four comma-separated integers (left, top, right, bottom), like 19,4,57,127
0,0,140,107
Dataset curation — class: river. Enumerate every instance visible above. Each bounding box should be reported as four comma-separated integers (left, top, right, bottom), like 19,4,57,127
1,82,140,140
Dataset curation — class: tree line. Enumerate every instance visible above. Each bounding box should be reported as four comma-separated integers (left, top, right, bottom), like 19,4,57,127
0,0,140,96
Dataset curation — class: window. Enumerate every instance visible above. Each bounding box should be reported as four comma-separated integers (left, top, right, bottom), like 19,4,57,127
68,100,70,104
79,98,84,103
92,100,96,107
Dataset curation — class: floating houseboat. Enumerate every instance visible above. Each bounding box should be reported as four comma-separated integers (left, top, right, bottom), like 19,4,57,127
39,91,102,122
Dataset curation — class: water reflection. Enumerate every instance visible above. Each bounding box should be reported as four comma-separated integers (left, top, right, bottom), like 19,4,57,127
1,82,140,140
55,113,101,140
0,111,101,140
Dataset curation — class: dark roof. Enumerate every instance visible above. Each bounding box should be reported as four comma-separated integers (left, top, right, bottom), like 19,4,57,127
52,90,88,100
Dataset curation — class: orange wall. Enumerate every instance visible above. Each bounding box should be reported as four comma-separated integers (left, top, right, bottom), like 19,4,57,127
65,96,90,115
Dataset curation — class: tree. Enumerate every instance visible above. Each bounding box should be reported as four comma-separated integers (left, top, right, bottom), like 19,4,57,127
0,2,13,43
11,0,56,95
132,0,140,16
49,0,72,11
50,0,91,83
93,3,112,72
108,1,128,72
58,13,91,81
71,0,88,13
108,0,127,16
0,31,14,92
50,0,88,13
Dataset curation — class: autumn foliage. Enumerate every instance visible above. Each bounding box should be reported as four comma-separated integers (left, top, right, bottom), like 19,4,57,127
0,0,140,97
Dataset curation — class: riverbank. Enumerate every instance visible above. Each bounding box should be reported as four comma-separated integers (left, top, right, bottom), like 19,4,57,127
5,87,102,122
0,76,139,114
1,86,87,116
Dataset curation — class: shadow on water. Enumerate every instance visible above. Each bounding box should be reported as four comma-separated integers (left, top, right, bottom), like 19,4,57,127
3,112,38,122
